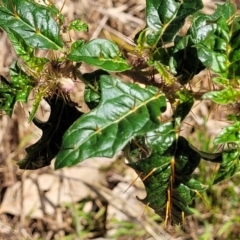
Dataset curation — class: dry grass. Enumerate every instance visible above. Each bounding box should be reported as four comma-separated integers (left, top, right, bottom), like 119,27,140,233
0,0,240,240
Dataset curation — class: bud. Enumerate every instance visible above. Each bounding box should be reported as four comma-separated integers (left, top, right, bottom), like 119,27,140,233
57,77,75,92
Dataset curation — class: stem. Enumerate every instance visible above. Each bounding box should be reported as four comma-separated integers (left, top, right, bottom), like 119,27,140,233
73,68,100,96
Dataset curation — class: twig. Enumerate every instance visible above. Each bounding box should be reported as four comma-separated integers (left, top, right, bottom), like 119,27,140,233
91,15,109,40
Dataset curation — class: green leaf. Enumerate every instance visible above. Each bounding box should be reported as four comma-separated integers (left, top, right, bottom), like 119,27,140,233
160,0,203,43
128,135,206,225
44,1,65,26
174,137,202,175
137,0,203,48
203,86,240,104
192,17,229,72
169,35,205,84
228,47,240,78
68,39,131,72
189,2,235,44
18,96,83,170
55,75,166,169
146,122,176,155
227,114,240,122
0,76,16,116
196,44,227,73
0,61,34,116
3,29,49,70
10,61,34,88
214,122,240,146
68,19,88,32
153,61,176,85
213,150,240,184
0,0,63,50
188,2,240,79
83,69,108,109
71,40,85,51
10,61,34,102
173,89,194,122
84,88,100,109
213,76,230,86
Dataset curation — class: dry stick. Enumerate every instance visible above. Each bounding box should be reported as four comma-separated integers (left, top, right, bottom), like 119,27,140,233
53,173,175,240
128,3,146,15
29,176,47,215
182,121,202,131
91,15,109,40
123,174,141,194
96,6,145,26
0,221,18,236
20,173,25,230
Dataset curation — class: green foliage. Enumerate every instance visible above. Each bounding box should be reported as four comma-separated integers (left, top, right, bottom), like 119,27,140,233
128,130,207,224
0,0,63,50
68,38,131,72
0,61,34,116
1,0,240,229
141,0,203,47
55,75,166,169
68,19,88,32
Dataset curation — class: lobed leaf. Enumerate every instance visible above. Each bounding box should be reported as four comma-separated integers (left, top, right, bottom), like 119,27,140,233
169,35,205,84
18,96,83,169
203,86,240,104
188,3,234,44
127,90,206,225
167,2,239,85
128,131,206,225
214,122,240,146
55,75,166,169
213,150,240,184
188,2,240,79
137,0,203,48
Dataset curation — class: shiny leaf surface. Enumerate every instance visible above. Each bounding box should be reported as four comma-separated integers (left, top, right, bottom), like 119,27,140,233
213,150,240,184
0,0,63,50
128,127,207,225
137,0,203,48
68,39,131,72
55,75,166,169
0,61,34,116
